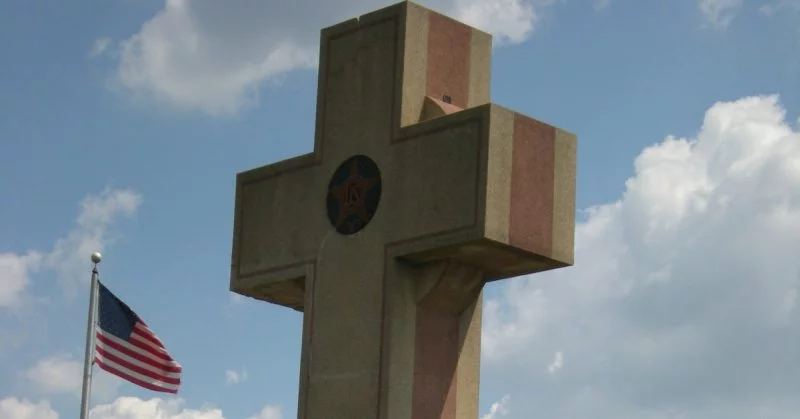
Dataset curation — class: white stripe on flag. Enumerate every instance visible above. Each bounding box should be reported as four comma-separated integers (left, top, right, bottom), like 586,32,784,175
96,329,181,369
96,353,180,392
131,323,170,354
96,337,182,379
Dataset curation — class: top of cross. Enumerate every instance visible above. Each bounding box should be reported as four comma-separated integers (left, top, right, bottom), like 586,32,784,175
229,1,576,311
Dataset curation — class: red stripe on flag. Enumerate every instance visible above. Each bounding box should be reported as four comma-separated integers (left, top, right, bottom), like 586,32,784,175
95,332,182,373
96,358,178,394
95,346,181,385
127,332,174,362
133,323,168,349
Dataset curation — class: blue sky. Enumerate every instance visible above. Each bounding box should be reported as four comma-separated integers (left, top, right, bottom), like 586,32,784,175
1,0,799,418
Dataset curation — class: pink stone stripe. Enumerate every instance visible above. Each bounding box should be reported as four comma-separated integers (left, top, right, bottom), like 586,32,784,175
411,306,459,419
509,114,556,257
426,13,471,109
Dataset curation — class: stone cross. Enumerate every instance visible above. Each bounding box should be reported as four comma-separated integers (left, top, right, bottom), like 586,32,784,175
229,2,577,418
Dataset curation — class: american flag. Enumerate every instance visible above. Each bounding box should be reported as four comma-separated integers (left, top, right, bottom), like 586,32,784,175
94,281,182,393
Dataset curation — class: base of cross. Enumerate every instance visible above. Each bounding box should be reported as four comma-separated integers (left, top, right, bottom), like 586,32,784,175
229,1,576,418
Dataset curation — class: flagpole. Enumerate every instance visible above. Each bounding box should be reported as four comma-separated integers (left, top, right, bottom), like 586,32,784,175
79,252,102,419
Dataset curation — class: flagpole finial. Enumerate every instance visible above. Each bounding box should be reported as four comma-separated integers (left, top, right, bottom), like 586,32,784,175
91,252,102,264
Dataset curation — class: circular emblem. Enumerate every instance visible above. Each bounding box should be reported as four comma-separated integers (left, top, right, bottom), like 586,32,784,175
326,155,382,235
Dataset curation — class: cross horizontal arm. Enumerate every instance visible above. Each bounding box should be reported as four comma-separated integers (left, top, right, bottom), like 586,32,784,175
387,102,577,281
230,152,326,310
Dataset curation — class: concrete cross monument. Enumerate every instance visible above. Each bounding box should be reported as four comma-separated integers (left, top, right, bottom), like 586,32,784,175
229,2,577,418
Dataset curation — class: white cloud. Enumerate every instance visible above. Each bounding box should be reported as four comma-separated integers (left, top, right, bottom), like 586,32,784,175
45,188,142,296
23,355,123,402
482,95,800,418
0,398,59,419
453,0,538,45
110,0,562,116
224,369,248,385
0,251,42,309
547,351,563,374
88,397,281,419
698,0,742,28
0,188,141,308
481,395,511,419
248,405,283,419
24,356,82,395
90,397,223,419
90,37,112,58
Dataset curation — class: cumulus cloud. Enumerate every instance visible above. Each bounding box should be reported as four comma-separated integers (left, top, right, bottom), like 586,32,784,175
0,396,281,419
23,355,123,402
109,0,561,116
481,395,511,419
248,405,283,419
24,356,82,395
224,369,248,385
698,0,742,28
88,397,281,419
90,397,223,419
0,251,42,309
482,95,800,418
0,188,141,307
453,0,539,44
0,397,59,419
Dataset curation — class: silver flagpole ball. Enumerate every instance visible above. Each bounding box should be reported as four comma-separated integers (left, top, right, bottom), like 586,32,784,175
91,252,103,264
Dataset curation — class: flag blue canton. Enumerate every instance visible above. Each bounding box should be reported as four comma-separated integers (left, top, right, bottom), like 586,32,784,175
97,281,137,340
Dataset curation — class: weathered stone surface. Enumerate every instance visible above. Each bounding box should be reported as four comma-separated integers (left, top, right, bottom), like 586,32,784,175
229,2,577,418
